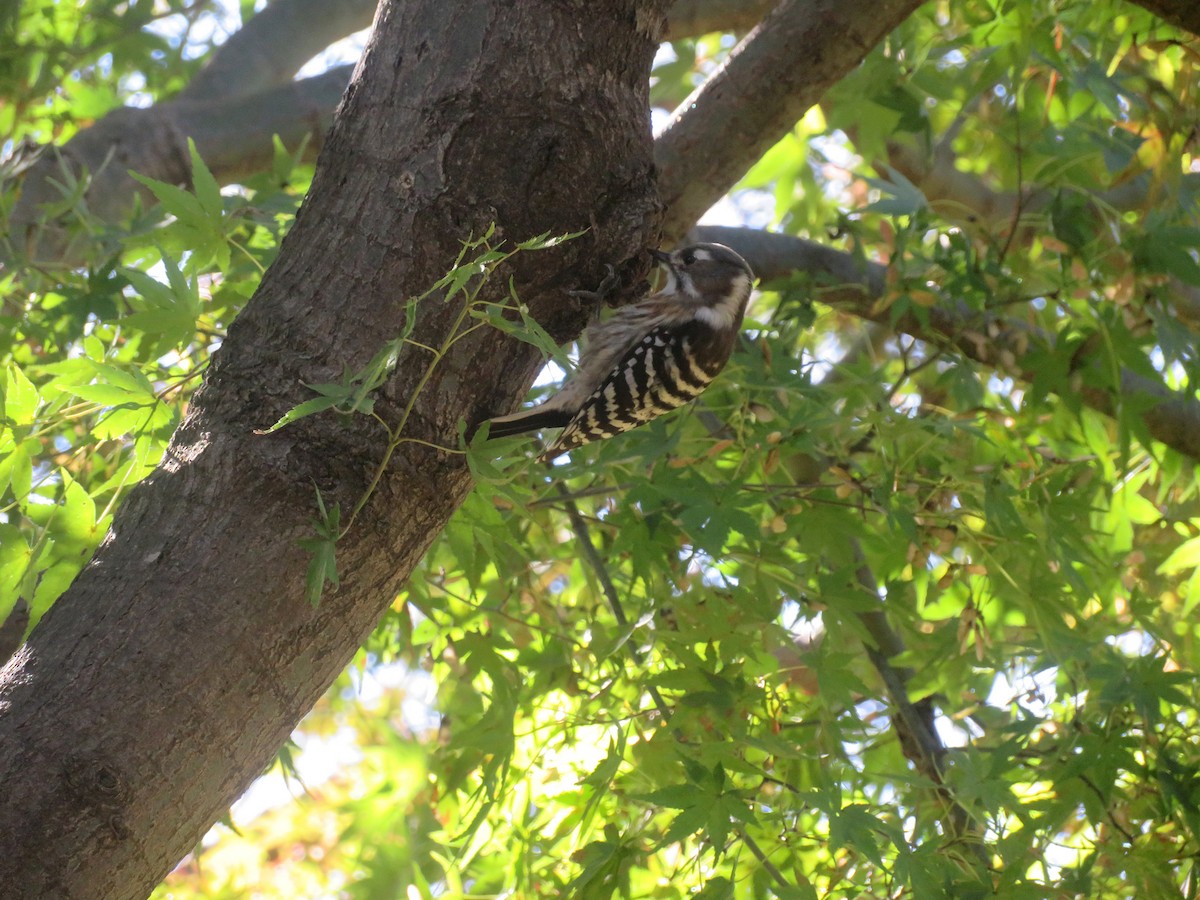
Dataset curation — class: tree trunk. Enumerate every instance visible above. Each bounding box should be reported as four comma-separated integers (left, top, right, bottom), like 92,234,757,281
0,1,669,896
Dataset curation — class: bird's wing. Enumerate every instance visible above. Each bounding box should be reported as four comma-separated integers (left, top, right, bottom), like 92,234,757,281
540,322,717,461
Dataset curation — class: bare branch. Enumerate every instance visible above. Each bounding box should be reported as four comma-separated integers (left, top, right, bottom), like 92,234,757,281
180,0,375,101
665,0,777,39
696,225,1200,465
655,0,926,241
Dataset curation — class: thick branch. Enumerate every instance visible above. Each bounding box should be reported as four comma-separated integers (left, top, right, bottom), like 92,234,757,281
696,225,1200,465
180,0,375,101
8,67,350,266
655,0,926,241
883,138,1155,233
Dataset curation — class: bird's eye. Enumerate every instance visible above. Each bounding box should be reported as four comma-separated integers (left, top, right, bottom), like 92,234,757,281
681,250,696,266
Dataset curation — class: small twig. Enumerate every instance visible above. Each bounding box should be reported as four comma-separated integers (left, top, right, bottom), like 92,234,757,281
423,576,582,646
527,482,637,508
736,826,793,891
1077,773,1137,844
996,80,1025,267
883,344,945,406
555,484,673,722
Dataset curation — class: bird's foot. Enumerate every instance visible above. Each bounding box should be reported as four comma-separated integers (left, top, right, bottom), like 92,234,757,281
568,263,619,306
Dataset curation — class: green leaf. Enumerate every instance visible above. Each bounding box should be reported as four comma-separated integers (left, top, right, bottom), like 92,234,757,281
300,492,341,607
636,784,701,810
61,362,158,409
256,395,345,434
30,558,86,626
1131,226,1200,286
56,472,99,546
828,805,883,864
128,171,209,232
0,441,32,501
119,254,202,349
858,166,928,216
187,137,222,218
662,805,710,846
2,363,40,427
129,152,229,269
0,525,31,621
1159,537,1200,576
515,228,586,250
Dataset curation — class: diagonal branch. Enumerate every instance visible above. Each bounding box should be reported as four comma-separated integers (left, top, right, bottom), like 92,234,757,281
655,0,927,241
695,225,1200,465
852,558,986,856
557,487,673,721
883,137,1158,235
560,487,801,889
1126,0,1200,35
180,0,375,102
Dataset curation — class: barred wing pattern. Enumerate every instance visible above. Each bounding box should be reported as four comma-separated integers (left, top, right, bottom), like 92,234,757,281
539,322,725,461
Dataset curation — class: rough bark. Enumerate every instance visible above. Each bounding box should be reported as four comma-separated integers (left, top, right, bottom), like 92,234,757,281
0,0,670,895
1133,0,1200,34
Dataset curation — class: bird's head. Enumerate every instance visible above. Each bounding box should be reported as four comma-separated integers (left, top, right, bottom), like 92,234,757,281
651,242,755,330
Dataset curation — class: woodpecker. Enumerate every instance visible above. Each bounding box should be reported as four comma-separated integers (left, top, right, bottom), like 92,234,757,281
484,242,754,461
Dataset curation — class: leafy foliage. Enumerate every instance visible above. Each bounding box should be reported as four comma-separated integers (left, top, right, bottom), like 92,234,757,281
267,226,581,605
3,0,1200,897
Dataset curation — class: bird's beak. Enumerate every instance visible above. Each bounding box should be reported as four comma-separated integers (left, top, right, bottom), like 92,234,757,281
650,248,672,266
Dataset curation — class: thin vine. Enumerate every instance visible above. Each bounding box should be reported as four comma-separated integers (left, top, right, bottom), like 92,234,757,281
259,225,582,603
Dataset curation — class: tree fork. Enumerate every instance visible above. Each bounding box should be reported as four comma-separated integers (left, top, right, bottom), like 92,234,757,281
0,1,670,896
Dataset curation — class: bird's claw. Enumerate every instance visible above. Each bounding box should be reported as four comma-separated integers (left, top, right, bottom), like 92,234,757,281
568,263,619,305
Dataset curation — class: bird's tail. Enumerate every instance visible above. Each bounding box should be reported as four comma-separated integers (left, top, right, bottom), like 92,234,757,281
483,406,573,439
